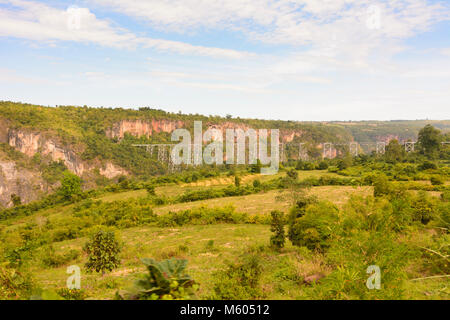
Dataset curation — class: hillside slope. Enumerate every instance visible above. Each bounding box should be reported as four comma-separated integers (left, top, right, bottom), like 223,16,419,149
0,101,449,207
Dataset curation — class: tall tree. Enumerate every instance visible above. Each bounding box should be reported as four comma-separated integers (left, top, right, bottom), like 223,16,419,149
59,171,82,200
385,139,405,163
418,125,442,159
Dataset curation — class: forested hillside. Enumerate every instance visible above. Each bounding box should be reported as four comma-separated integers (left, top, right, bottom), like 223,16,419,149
0,101,449,208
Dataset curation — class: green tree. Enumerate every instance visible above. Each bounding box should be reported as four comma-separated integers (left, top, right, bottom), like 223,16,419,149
385,139,405,163
270,211,285,249
84,230,121,275
418,124,442,159
59,171,82,200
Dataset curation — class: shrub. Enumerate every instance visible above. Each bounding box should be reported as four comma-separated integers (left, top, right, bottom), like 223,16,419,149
430,175,444,186
286,169,298,180
270,211,285,249
318,161,329,170
327,166,339,173
56,288,88,300
146,184,156,196
288,201,339,251
211,253,263,299
41,246,80,268
0,266,35,300
419,160,437,171
306,231,414,300
252,179,261,188
411,191,437,225
419,234,450,275
441,190,450,202
373,174,392,197
84,230,121,275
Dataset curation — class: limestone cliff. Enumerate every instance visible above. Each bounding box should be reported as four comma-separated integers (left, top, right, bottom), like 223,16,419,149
106,119,185,139
7,128,86,175
0,161,45,208
107,119,306,144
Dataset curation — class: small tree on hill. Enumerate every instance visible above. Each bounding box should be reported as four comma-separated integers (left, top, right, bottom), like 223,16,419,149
60,171,82,200
84,230,121,275
270,211,285,249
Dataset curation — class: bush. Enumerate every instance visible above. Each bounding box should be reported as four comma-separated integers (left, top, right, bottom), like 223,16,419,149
288,201,339,251
211,253,263,299
84,230,121,275
419,160,437,171
56,288,88,300
146,184,156,196
430,175,444,186
0,266,35,300
252,179,261,188
41,246,80,268
305,231,415,300
411,191,438,225
318,161,329,170
373,174,392,197
286,169,298,180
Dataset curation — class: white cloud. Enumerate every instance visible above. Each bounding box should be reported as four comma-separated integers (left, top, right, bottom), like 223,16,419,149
88,0,449,73
91,0,449,43
0,0,251,58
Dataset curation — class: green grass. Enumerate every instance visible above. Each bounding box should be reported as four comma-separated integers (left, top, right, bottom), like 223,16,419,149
154,186,374,215
32,224,272,299
30,222,449,300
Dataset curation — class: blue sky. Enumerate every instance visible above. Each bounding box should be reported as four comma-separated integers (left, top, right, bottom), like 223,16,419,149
0,0,449,121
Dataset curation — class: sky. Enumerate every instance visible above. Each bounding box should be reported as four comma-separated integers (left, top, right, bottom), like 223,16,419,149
0,0,449,121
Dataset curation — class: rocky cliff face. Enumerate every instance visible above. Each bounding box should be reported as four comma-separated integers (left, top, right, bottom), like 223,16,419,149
106,119,185,139
106,119,305,143
0,126,128,207
207,122,305,143
0,161,45,208
7,129,86,175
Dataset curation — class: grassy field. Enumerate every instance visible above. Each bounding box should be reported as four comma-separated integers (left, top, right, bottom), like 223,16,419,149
30,222,449,300
33,224,272,299
2,168,448,300
154,186,374,215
